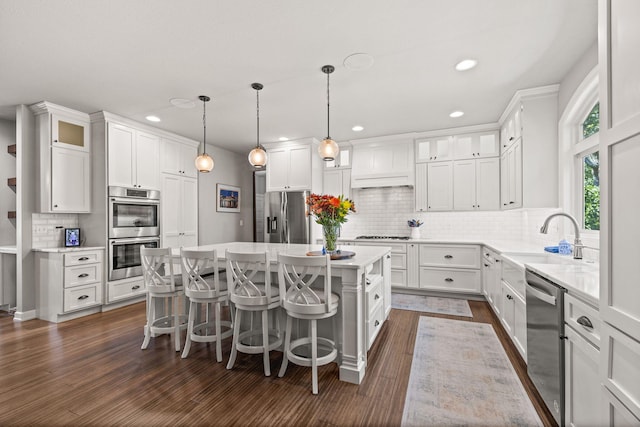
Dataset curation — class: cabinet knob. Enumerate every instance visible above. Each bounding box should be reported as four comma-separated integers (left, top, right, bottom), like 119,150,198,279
374,294,380,300
509,136,514,141
374,320,380,327
509,201,515,204
132,285,141,290
54,204,58,208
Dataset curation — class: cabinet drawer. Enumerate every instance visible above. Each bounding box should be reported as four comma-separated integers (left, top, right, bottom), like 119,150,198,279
419,245,480,269
64,264,100,288
501,258,525,298
366,278,383,315
108,278,146,302
601,323,640,419
64,283,101,312
367,303,384,350
64,251,101,266
391,253,406,269
391,269,407,287
355,242,406,254
419,267,481,293
564,293,601,348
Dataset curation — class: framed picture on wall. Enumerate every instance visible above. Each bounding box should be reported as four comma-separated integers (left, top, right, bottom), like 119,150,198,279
216,183,241,213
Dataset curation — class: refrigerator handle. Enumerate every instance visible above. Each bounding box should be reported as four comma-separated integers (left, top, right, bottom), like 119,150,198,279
271,217,277,232
281,192,288,243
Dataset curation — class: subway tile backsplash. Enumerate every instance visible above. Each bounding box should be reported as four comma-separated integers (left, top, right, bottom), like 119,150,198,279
341,187,599,261
32,213,79,248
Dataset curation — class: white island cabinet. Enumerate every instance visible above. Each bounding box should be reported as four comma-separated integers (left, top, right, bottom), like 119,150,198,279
174,242,391,385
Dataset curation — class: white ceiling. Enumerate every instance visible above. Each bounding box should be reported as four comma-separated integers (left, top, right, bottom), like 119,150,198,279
0,0,597,154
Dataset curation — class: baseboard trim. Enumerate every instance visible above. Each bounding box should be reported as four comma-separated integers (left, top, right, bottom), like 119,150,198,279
13,309,37,322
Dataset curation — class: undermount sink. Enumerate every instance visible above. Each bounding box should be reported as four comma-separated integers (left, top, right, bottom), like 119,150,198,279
502,252,584,266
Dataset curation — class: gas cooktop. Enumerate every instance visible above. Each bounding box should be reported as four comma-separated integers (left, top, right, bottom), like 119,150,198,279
355,235,410,240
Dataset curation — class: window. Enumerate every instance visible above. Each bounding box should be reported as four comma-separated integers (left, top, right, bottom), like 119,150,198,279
559,66,599,235
578,103,599,231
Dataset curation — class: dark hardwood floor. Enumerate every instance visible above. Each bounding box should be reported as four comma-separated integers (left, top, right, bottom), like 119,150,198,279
0,300,555,426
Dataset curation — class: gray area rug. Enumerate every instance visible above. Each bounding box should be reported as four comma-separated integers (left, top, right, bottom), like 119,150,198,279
391,293,473,318
402,317,543,427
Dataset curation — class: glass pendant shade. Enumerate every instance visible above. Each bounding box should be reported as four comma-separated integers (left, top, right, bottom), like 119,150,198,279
195,95,214,173
195,153,214,172
318,137,339,161
248,146,267,168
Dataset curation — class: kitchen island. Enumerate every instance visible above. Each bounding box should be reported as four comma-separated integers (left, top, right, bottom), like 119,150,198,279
174,241,392,384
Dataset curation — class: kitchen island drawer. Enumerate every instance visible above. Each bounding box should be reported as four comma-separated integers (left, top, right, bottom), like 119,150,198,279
63,283,102,312
367,302,384,350
419,244,480,269
64,264,100,288
419,267,481,293
366,277,383,315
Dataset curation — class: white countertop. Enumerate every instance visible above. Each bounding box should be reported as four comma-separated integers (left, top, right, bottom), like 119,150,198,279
178,241,391,269
340,236,600,304
32,246,105,253
0,245,17,254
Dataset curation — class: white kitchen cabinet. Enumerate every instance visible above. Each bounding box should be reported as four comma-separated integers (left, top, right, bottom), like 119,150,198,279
453,157,499,211
160,137,198,178
36,249,104,323
265,139,321,192
406,243,419,288
353,242,407,288
500,105,522,155
482,248,501,310
31,102,91,213
599,2,640,421
500,281,516,336
323,143,351,169
500,139,523,209
323,168,351,198
564,293,602,427
499,87,558,210
161,174,198,248
108,123,160,190
350,135,414,188
498,256,527,359
452,131,500,159
415,136,452,162
415,162,428,212
418,244,481,293
427,161,453,211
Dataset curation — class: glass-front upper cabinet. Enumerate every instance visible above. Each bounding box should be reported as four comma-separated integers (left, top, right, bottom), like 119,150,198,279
52,113,90,152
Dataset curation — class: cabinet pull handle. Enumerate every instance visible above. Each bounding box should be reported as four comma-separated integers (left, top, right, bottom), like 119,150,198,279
445,277,453,282
509,201,515,204
444,255,453,259
374,320,380,327
374,294,380,300
484,263,489,267
78,273,89,278
132,285,141,290
78,257,89,261
507,294,513,300
78,295,89,300
509,136,514,141
577,315,594,329
386,255,391,259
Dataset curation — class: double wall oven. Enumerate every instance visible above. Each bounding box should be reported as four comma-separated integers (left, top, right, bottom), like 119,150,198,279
108,186,160,281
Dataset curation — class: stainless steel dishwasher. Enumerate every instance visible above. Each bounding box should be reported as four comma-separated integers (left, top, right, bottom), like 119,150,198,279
525,269,567,427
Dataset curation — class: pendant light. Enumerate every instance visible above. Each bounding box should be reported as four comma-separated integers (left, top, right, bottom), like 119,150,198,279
318,65,340,161
248,82,267,169
195,95,214,173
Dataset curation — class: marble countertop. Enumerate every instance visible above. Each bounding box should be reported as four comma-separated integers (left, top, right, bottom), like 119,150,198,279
32,246,105,253
178,241,391,269
0,245,17,254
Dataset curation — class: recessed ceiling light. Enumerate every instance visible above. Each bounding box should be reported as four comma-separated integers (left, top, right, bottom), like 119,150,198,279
352,125,364,132
455,59,478,71
170,98,196,109
145,115,161,122
449,111,464,118
279,137,289,141
344,53,374,70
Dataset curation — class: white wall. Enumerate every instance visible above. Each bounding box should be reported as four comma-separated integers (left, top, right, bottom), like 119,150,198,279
197,144,254,244
0,119,16,246
558,42,598,117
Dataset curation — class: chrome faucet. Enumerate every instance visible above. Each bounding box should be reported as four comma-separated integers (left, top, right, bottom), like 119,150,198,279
540,212,583,260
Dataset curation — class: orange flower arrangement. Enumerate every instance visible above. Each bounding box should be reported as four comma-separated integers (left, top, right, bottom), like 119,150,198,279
306,193,356,226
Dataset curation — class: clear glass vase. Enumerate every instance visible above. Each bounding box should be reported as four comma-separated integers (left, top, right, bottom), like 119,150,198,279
322,223,340,254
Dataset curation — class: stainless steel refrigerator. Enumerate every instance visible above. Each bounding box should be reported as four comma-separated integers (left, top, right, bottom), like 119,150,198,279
263,191,311,244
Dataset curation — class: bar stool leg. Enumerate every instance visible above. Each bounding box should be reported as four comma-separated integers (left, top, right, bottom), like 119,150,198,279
278,315,293,377
215,302,222,362
311,318,318,395
227,308,242,370
262,309,271,376
181,300,196,358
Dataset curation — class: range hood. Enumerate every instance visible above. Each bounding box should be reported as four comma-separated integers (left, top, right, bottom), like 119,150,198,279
350,136,415,188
